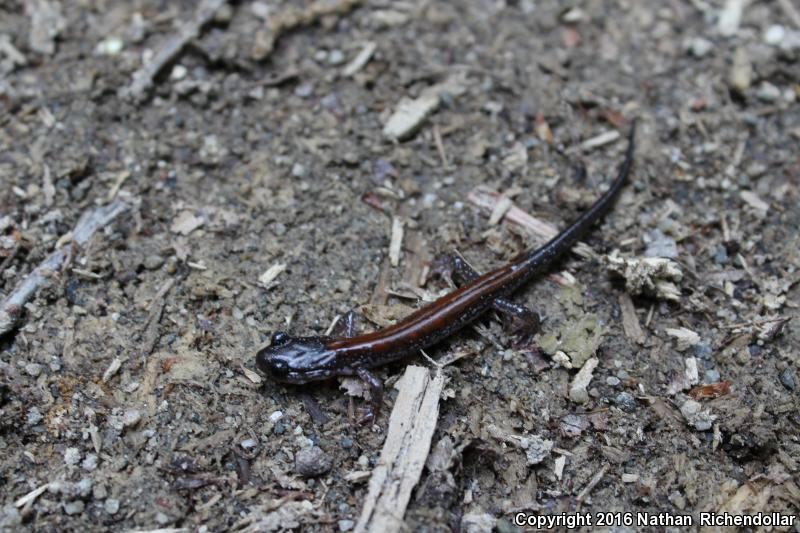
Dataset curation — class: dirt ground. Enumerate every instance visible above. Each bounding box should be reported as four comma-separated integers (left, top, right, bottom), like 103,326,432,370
1,0,799,531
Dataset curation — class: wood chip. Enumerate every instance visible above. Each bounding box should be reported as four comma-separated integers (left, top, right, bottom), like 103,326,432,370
554,455,566,480
383,91,440,141
389,216,404,267
740,190,769,212
241,366,263,385
354,366,444,533
577,129,621,151
14,482,51,508
343,41,376,77
383,76,466,140
258,263,287,286
665,326,700,351
618,293,646,344
170,211,205,235
576,463,610,502
488,195,513,226
467,185,595,259
718,0,747,36
685,356,699,386
102,357,125,383
569,357,599,404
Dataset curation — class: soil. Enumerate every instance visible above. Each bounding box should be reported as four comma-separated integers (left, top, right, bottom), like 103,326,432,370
1,1,799,532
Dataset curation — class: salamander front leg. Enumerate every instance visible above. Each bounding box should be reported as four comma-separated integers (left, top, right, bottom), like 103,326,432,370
331,310,359,338
356,367,383,426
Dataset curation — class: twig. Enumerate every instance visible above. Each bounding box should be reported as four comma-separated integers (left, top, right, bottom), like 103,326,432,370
576,463,610,503
120,0,228,101
354,366,444,533
467,186,593,285
0,200,128,336
618,293,646,344
140,277,176,357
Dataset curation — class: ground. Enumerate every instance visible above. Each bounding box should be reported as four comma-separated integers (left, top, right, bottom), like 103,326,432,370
1,0,799,532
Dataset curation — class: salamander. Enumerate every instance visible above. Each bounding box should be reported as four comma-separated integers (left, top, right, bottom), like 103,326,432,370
257,122,636,422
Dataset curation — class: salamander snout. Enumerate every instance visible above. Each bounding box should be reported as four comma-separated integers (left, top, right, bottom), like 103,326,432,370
255,334,336,384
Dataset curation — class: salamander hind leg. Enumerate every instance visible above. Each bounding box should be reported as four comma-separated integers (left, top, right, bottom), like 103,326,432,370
356,367,384,426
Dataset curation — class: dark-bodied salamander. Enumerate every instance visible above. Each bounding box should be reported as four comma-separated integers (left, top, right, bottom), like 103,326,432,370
257,122,636,422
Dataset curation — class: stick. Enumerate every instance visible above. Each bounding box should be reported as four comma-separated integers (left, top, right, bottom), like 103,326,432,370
0,200,128,336
576,463,610,503
467,185,593,285
120,0,228,101
354,366,444,533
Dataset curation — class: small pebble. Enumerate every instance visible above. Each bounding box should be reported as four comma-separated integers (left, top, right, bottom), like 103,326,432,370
291,163,307,178
524,436,553,465
694,344,713,359
713,245,728,265
26,407,43,426
340,437,353,449
779,367,796,391
294,446,332,477
606,376,620,387
338,519,354,532
81,454,98,471
294,83,314,98
143,254,164,270
93,484,107,500
76,478,92,497
25,363,42,377
251,1,271,19
64,447,81,466
704,369,721,383
680,399,701,418
614,392,636,411
241,438,257,450
104,498,120,515
122,409,141,428
170,65,187,81
328,49,346,65
755,82,781,102
63,501,84,516
688,37,713,58
643,229,678,259
764,25,785,45
269,410,283,422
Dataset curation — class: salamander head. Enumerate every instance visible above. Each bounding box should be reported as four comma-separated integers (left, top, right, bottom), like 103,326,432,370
256,332,338,384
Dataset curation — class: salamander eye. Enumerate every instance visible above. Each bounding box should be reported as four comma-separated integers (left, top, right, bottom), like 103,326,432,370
271,331,291,346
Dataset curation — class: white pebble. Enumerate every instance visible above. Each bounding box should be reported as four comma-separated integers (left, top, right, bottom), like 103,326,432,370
104,498,120,515
64,447,81,466
755,82,781,102
328,49,346,65
688,37,713,58
764,25,785,45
